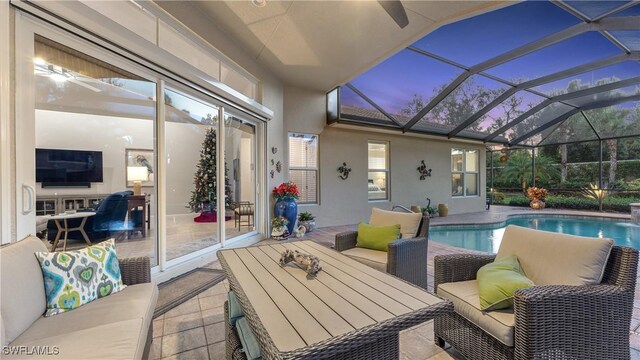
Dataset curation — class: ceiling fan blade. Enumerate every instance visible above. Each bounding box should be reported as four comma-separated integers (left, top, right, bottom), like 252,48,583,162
378,0,409,29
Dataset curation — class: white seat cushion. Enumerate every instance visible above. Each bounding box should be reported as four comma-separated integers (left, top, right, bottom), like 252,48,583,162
342,247,387,272
5,318,144,359
370,208,422,240
438,280,515,347
496,225,614,286
10,283,158,359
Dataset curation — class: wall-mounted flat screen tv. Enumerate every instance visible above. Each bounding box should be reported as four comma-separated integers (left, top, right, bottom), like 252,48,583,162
36,148,103,187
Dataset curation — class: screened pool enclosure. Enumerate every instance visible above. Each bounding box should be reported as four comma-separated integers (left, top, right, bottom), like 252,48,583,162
326,1,640,149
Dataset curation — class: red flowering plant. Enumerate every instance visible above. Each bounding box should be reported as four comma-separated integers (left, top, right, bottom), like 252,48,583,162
272,181,300,200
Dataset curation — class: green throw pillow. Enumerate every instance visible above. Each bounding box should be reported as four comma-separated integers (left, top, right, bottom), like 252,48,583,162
35,239,126,317
477,255,534,311
356,222,401,252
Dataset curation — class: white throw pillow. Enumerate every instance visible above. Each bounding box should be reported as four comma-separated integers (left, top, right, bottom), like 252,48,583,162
369,208,422,240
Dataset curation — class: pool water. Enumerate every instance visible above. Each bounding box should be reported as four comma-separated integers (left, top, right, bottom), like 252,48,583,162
430,215,640,253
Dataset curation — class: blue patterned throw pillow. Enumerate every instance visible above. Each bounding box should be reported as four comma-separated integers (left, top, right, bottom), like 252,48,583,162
35,239,126,317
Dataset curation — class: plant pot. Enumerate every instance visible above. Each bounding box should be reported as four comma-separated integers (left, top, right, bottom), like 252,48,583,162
438,204,449,217
530,199,545,210
299,220,316,233
271,226,288,240
274,197,298,234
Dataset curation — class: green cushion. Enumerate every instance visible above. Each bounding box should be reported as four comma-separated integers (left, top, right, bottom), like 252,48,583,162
356,222,401,252
236,316,262,360
228,291,243,326
477,255,534,311
34,239,126,317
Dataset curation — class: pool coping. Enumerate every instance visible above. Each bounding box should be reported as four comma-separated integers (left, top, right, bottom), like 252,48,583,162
429,205,631,228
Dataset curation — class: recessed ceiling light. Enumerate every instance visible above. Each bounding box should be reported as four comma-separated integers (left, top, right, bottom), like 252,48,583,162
252,0,266,8
34,57,46,66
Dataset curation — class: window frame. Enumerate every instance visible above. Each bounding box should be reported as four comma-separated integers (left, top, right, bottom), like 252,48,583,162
451,148,479,197
368,140,390,202
288,132,319,205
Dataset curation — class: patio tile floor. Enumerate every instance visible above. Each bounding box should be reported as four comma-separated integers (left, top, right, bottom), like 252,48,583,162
152,207,639,359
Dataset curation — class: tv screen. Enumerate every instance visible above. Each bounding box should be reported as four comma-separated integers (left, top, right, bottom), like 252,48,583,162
36,148,103,185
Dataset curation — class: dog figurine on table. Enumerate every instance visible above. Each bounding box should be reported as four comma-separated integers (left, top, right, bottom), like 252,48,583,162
279,249,322,276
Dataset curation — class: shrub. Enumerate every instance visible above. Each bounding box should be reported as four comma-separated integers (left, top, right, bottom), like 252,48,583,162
626,179,640,191
507,196,530,207
491,191,506,203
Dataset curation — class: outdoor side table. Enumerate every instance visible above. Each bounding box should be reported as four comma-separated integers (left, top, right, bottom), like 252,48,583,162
49,212,96,251
218,240,453,360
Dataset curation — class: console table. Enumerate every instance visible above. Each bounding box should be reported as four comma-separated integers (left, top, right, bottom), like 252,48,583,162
36,194,110,216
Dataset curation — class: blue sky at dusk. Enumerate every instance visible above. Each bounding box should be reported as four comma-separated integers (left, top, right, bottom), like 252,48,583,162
341,1,640,128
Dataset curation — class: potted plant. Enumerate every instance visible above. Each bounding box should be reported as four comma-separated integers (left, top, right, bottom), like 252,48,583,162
421,206,439,218
273,182,300,235
526,187,549,210
271,216,289,240
298,212,316,233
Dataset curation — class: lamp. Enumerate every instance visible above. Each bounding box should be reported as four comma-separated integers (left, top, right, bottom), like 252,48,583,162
127,166,148,196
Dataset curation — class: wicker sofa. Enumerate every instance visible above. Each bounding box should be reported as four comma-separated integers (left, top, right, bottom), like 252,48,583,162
434,225,638,360
0,235,157,359
335,208,429,289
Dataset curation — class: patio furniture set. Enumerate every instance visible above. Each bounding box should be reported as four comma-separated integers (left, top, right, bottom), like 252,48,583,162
219,208,639,360
0,235,157,359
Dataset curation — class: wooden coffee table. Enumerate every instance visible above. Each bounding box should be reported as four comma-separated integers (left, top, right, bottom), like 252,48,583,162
218,240,453,359
49,212,96,251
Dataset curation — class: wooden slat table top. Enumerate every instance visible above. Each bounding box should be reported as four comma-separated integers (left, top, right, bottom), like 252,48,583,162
217,240,447,355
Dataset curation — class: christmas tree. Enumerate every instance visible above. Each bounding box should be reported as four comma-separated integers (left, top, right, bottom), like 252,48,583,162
188,126,232,214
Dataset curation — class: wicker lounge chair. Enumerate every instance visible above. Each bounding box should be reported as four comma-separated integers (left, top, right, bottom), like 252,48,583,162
434,226,638,360
335,209,429,289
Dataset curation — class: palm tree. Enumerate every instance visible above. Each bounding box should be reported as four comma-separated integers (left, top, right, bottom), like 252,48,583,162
500,151,558,193
500,151,531,193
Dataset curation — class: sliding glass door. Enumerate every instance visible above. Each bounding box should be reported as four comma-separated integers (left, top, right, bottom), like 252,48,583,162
15,13,264,271
164,87,221,260
224,112,258,240
16,23,159,264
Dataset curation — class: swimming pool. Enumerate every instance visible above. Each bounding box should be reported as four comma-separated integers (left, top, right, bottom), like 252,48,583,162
430,215,640,253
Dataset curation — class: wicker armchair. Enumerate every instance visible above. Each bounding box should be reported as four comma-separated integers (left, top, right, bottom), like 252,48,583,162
335,213,429,289
118,256,154,358
434,246,639,360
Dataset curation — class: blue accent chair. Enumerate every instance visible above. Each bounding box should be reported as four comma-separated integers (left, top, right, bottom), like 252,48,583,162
47,190,134,244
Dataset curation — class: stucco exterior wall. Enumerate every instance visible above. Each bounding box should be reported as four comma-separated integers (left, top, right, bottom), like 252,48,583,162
284,85,487,227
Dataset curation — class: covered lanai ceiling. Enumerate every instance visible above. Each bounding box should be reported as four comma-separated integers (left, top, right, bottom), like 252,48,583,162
156,0,511,91
333,1,640,147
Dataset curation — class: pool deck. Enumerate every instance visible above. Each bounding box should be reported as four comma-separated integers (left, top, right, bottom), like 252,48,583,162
430,204,631,227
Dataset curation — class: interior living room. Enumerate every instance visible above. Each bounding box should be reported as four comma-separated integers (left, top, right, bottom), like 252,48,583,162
2,0,640,359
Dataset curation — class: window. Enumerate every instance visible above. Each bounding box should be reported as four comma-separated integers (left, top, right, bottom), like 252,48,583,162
289,133,318,204
368,141,389,200
452,149,479,197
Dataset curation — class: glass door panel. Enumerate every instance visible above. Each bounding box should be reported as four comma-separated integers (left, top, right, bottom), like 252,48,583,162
224,112,257,239
33,35,158,264
164,87,220,260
